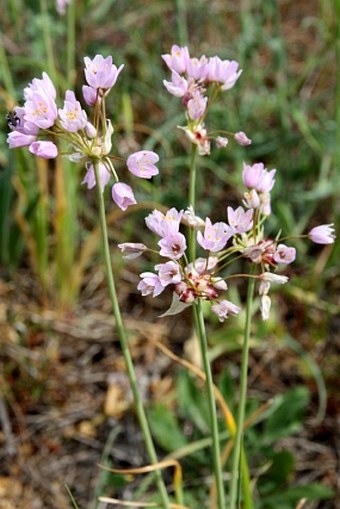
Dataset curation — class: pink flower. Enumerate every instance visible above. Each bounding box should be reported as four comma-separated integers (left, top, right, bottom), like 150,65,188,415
59,90,87,132
158,232,187,260
127,150,159,179
187,91,208,121
56,0,70,15
216,136,229,148
163,71,188,97
197,218,231,252
118,243,148,260
227,206,253,234
155,261,182,286
23,73,58,129
145,208,183,237
7,131,37,148
82,162,110,192
242,162,265,189
162,45,190,74
308,224,335,244
84,55,124,90
273,244,296,265
111,182,137,211
234,131,252,146
211,299,241,322
28,140,58,159
82,85,99,106
187,55,209,81
206,57,242,90
137,272,164,297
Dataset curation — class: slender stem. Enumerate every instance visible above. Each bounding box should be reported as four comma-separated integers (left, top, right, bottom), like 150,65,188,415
193,300,225,509
229,269,255,509
66,0,76,88
188,144,198,261
94,162,171,509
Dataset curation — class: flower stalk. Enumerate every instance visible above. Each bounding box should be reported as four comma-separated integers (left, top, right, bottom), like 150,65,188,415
229,268,256,509
94,162,171,509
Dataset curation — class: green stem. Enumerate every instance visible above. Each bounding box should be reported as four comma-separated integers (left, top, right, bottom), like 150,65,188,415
39,0,57,82
66,0,76,88
193,300,225,509
229,269,255,509
94,163,170,509
188,144,198,261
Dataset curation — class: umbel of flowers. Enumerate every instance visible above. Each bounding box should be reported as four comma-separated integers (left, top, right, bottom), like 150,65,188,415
120,161,335,322
6,55,159,210
162,44,251,155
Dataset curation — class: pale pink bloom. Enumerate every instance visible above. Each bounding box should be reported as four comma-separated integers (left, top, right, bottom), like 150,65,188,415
155,261,181,286
185,256,218,276
127,150,159,179
24,72,56,102
211,277,228,291
256,169,276,194
56,0,70,14
216,136,229,148
308,224,335,244
158,232,187,260
29,140,58,159
227,206,253,234
84,55,124,90
197,218,231,252
174,282,196,303
260,192,272,216
146,208,183,237
111,182,137,211
118,243,148,260
206,57,242,90
82,85,99,106
187,55,209,81
82,162,110,192
163,71,188,97
243,189,260,209
242,162,265,189
234,131,252,146
182,123,211,155
211,299,241,322
23,73,57,129
8,107,39,136
137,272,164,297
85,122,97,138
187,91,208,120
7,131,37,148
59,90,87,132
273,244,296,265
24,89,58,129
162,45,190,74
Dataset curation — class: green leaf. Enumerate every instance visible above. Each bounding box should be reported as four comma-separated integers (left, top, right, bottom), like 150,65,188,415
148,403,188,452
262,387,310,444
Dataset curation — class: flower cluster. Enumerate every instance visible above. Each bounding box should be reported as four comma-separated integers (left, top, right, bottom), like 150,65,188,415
162,45,251,155
6,55,159,211
119,159,335,321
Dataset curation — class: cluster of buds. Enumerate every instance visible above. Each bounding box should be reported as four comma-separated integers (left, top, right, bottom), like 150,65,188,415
162,45,251,155
7,55,159,211
119,158,335,321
